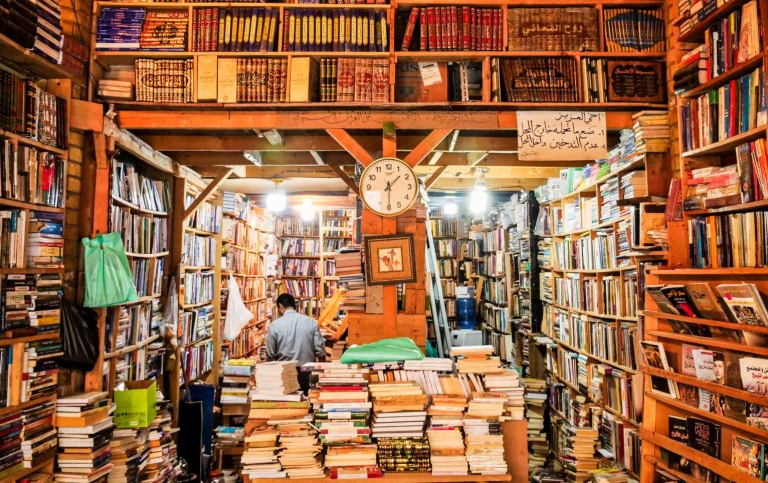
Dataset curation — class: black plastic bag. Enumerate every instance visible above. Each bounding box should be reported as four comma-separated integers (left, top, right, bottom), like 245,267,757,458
60,298,100,371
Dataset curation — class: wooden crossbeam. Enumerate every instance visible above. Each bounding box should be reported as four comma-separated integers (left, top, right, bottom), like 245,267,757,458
467,151,491,167
195,165,247,178
424,166,448,190
326,129,375,166
403,129,453,167
327,164,360,198
448,130,460,151
309,151,325,165
182,168,233,220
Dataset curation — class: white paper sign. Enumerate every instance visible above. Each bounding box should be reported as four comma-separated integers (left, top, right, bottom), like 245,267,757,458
517,111,608,161
418,62,442,86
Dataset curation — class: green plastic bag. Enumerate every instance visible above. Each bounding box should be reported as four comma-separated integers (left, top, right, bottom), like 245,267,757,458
82,232,138,308
340,337,425,364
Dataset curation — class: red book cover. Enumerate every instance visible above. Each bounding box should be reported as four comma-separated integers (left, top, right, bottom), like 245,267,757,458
282,9,291,52
441,7,449,51
729,79,737,136
450,6,457,50
470,8,477,50
191,9,198,51
372,58,389,102
484,10,491,50
461,7,470,50
427,7,436,50
493,9,500,51
419,8,428,50
434,7,442,50
401,8,419,51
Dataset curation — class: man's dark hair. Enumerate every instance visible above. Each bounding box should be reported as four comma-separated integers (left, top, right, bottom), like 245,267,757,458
276,293,296,310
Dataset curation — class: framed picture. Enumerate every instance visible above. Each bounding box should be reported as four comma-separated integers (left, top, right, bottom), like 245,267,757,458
364,234,417,285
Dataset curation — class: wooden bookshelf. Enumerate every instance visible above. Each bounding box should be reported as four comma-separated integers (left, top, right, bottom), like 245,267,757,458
86,0,667,107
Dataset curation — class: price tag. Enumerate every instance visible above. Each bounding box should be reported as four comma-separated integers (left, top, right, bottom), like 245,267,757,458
418,62,442,86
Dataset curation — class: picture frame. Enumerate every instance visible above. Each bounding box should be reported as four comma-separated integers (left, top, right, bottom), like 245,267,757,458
364,234,417,285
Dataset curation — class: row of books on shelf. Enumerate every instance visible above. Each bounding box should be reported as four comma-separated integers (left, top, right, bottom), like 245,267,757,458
1,274,61,333
185,195,222,234
131,258,163,298
281,258,319,276
192,7,279,52
400,7,503,52
111,207,168,255
552,231,618,271
112,159,172,213
280,238,320,256
180,304,214,347
134,59,194,104
646,282,768,347
105,299,161,352
0,72,68,151
222,215,260,248
222,276,269,304
0,143,66,209
96,9,188,51
680,66,767,153
314,57,389,103
280,218,319,236
437,259,457,278
183,271,215,305
183,233,217,267
688,210,768,268
2,0,63,65
285,8,388,52
181,338,214,382
482,279,507,305
22,337,61,403
553,272,635,318
483,304,509,334
224,249,265,275
435,239,458,258
429,219,458,237
555,310,639,370
279,279,320,298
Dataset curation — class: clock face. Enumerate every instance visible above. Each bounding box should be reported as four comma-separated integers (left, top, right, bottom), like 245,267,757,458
359,158,418,217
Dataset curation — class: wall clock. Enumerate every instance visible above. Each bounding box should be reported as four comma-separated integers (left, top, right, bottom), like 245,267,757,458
359,157,418,217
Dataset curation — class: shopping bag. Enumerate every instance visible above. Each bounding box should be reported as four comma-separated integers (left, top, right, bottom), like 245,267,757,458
82,232,139,308
60,298,100,371
223,275,253,341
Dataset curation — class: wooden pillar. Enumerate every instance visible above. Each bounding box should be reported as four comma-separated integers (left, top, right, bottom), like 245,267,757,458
381,123,397,339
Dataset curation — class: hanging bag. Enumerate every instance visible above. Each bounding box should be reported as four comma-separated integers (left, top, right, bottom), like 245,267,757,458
82,232,139,308
60,298,100,371
223,275,253,341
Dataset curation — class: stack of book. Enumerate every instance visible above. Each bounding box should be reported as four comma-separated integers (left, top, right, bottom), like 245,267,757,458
483,369,524,420
559,425,600,482
673,45,708,95
142,401,178,479
464,420,507,475
308,363,371,445
366,358,454,394
242,425,282,479
452,345,502,374
55,392,114,483
134,59,194,103
370,381,428,438
0,412,24,476
620,171,647,199
27,211,65,269
21,401,57,469
97,80,133,101
336,245,365,311
1,0,38,50
108,428,148,483
271,416,324,478
324,445,378,471
220,359,255,405
21,338,62,403
523,378,549,472
1,273,61,334
96,8,146,51
252,361,300,400
32,0,62,64
633,111,671,154
427,394,468,476
683,165,740,211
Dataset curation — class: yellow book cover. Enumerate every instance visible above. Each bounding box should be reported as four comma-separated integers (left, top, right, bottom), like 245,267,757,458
314,12,321,48
338,11,345,48
224,11,232,49
242,14,251,49
255,10,265,49
218,12,226,49
380,13,388,50
345,15,351,48
368,12,375,50
247,9,257,47
267,10,277,49
350,15,357,49
308,10,315,47
302,12,309,48
288,11,296,48
217,58,238,103
362,14,368,48
356,13,363,49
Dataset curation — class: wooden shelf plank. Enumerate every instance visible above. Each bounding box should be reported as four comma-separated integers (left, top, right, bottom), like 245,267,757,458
678,0,755,42
125,251,170,259
649,329,768,357
245,473,512,483
0,394,56,418
0,456,54,483
0,129,68,156
555,338,639,374
395,51,666,62
648,267,768,276
681,125,767,158
0,267,64,274
105,334,161,359
0,34,78,82
0,332,60,348
684,197,768,216
643,310,768,335
640,365,768,406
644,455,705,483
680,53,765,99
112,195,170,216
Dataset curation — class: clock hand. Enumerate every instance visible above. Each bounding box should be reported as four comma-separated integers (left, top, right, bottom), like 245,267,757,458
384,181,391,191
389,176,401,187
388,189,391,207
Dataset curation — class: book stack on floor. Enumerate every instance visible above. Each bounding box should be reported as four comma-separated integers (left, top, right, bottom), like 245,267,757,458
143,400,178,481
324,445,379,476
22,338,63,403
366,358,454,394
22,400,57,469
270,415,324,478
484,369,525,420
427,395,468,476
558,424,600,482
108,428,148,483
55,392,114,483
633,111,671,154
452,345,502,374
252,361,301,401
523,378,550,472
370,381,428,439
336,245,365,311
242,425,283,479
464,392,508,475
221,359,255,405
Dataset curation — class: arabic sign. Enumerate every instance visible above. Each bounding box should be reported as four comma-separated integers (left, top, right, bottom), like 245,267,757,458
517,111,608,161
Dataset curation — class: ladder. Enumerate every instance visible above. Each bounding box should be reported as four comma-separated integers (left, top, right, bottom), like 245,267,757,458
425,213,452,357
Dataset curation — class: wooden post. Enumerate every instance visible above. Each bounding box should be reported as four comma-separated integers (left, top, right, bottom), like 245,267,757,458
381,123,397,339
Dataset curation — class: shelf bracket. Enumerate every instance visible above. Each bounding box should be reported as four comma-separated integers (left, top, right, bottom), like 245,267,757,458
424,166,448,190
403,128,453,168
328,164,361,198
182,168,233,220
326,129,375,166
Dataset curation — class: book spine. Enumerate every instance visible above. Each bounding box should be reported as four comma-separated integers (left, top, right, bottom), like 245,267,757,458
401,8,418,51
427,7,436,51
419,8,428,51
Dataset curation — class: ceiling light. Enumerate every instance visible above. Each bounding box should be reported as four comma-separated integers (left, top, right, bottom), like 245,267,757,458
266,179,286,213
243,151,262,166
444,202,458,215
469,189,487,213
299,199,315,221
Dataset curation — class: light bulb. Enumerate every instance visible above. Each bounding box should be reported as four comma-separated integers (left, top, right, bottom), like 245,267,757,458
469,189,487,214
300,199,315,221
444,202,458,215
266,189,286,213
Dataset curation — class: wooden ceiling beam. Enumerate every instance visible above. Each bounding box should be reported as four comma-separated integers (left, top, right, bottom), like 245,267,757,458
424,166,448,190
140,134,382,152
431,178,547,191
183,168,234,220
243,166,337,178
327,164,361,198
326,129,375,166
195,165,247,178
416,166,563,179
403,128,453,167
433,153,587,168
117,110,634,131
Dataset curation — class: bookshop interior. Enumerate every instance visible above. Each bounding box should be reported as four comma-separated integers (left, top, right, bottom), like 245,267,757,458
6,0,768,481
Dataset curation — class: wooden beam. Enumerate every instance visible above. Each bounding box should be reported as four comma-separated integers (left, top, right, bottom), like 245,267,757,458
432,178,547,191
434,153,587,168
244,166,337,178
424,166,448,190
403,129,453,167
327,164,361,198
195,165,247,178
309,151,325,165
260,129,284,145
182,168,234,220
326,129,375,166
117,110,636,131
174,151,343,166
71,99,104,132
467,151,490,167
448,130,460,151
427,152,443,165
416,166,563,179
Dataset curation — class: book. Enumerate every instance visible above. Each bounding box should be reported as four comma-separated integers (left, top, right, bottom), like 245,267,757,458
640,341,677,398
716,283,768,347
732,435,765,479
667,416,690,473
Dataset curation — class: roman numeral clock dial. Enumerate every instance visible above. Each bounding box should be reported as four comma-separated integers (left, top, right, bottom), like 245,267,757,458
359,158,419,217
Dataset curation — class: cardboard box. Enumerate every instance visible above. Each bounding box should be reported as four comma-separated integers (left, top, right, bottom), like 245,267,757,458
394,62,448,103
114,380,157,428
289,57,319,102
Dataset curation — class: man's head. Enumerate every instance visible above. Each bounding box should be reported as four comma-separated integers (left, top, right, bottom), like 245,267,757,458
276,293,296,317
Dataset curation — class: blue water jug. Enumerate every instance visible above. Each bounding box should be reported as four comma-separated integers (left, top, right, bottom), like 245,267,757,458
456,297,476,330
